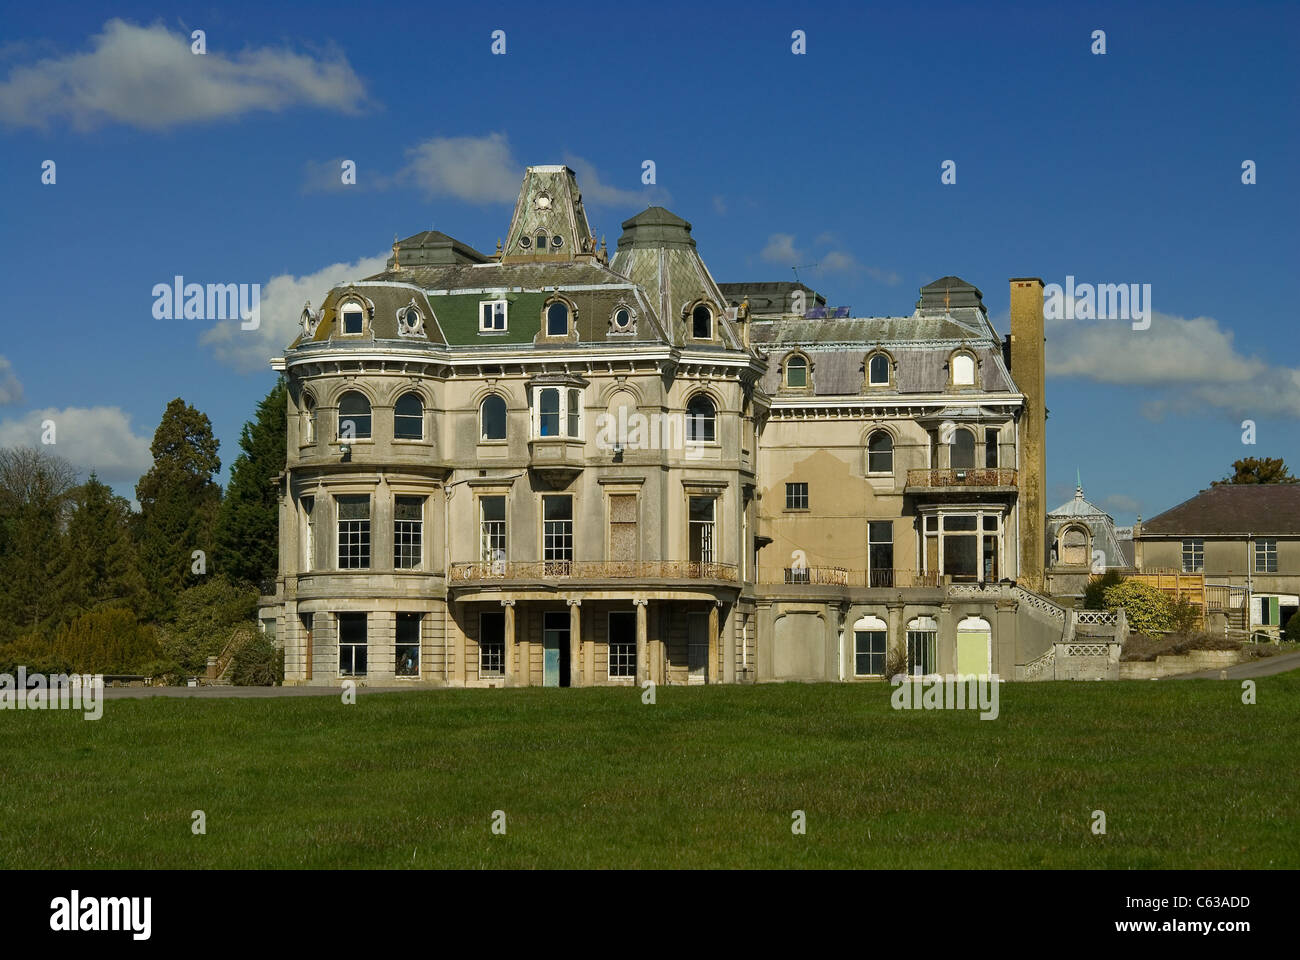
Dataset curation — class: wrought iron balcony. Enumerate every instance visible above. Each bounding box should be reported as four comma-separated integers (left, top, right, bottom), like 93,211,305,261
906,468,1017,490
450,560,740,583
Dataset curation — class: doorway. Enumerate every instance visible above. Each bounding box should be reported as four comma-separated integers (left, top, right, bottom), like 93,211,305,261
688,612,709,684
543,611,571,687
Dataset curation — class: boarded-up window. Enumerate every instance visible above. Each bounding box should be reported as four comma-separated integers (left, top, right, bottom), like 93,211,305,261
1061,526,1088,566
609,494,638,563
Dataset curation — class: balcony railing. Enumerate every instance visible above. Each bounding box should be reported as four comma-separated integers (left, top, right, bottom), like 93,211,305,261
450,560,740,583
777,567,942,588
906,468,1018,488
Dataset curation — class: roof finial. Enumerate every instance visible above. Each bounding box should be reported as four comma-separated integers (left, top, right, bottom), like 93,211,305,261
1076,467,1083,496
496,237,502,256
392,234,400,272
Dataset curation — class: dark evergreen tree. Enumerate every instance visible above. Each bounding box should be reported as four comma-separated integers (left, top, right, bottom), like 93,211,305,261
60,473,146,616
0,447,78,642
135,398,221,620
214,378,286,585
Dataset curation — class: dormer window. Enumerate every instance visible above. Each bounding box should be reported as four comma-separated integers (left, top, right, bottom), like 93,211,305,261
951,351,977,387
868,353,890,386
480,300,508,333
609,306,635,335
691,304,713,340
546,301,570,337
784,353,809,389
340,302,365,336
535,231,548,250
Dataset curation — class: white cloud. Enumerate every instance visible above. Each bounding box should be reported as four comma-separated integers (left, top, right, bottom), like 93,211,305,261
712,195,727,215
0,406,151,488
865,265,902,286
200,253,389,373
0,19,366,130
761,233,804,265
0,355,22,405
397,132,521,204
1045,310,1300,417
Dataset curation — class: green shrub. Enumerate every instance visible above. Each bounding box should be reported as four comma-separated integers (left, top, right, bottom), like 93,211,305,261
1084,570,1125,610
228,631,283,686
1286,612,1300,642
0,635,73,675
1169,595,1202,634
1103,580,1176,633
49,608,161,674
161,577,258,674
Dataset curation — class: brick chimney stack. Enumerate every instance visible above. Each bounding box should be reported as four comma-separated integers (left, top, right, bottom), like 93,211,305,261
1009,278,1047,591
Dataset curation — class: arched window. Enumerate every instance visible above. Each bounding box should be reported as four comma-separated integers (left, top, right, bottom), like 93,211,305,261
951,352,976,386
340,301,365,336
480,394,507,441
546,301,570,337
853,616,888,677
394,392,423,440
785,354,808,388
686,395,716,443
867,431,893,474
338,391,372,440
535,231,548,250
868,353,890,386
1061,526,1090,566
302,394,317,444
906,616,939,676
951,428,976,469
691,304,713,339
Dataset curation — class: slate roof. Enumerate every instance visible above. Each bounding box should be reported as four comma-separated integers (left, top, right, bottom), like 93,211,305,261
1048,485,1132,569
1141,485,1300,536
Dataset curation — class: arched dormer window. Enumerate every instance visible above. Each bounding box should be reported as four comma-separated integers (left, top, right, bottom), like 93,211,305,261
950,350,977,387
867,431,893,474
339,300,367,336
338,391,372,440
480,394,507,441
535,231,548,250
867,351,892,387
686,394,716,443
691,303,714,340
545,300,571,337
394,392,424,441
784,353,809,389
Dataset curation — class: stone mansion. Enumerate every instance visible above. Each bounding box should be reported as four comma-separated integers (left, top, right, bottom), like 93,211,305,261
262,164,1095,687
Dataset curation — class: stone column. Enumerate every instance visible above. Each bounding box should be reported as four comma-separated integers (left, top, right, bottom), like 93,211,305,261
708,602,720,684
502,600,516,685
568,599,582,687
634,599,649,685
518,608,531,687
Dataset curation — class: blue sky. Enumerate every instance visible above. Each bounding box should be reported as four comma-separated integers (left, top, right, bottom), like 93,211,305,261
0,0,1296,521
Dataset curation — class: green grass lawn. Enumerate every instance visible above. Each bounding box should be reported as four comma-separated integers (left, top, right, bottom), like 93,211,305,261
2,677,1297,869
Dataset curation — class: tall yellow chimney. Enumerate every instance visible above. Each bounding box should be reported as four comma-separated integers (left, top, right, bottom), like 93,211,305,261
1009,278,1046,592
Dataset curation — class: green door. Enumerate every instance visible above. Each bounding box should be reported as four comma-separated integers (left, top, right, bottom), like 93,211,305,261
543,612,567,687
956,630,990,677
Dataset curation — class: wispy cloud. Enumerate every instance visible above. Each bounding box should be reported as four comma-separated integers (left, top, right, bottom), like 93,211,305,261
397,132,521,204
760,233,899,284
200,253,390,373
0,406,151,488
761,233,804,265
0,356,22,405
0,19,366,131
1046,310,1300,417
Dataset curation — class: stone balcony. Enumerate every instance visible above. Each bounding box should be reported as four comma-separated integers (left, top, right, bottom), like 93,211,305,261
450,560,740,588
527,437,585,483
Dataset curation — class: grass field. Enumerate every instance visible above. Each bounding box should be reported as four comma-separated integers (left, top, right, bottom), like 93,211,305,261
2,677,1297,869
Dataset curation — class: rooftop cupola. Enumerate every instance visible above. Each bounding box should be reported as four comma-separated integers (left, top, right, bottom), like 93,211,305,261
500,165,598,262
